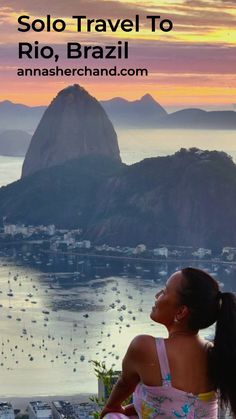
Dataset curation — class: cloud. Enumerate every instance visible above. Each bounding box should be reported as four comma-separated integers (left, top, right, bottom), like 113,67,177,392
184,0,235,7
2,0,145,19
220,0,236,3
1,0,236,49
0,0,235,108
3,0,236,29
1,39,235,77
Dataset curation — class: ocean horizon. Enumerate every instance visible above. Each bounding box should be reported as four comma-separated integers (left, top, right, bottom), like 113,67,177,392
0,128,235,187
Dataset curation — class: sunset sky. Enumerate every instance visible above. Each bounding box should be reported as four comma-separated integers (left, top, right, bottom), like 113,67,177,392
0,0,235,110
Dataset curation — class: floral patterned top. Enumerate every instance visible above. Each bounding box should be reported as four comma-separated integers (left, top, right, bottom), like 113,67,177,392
133,338,218,418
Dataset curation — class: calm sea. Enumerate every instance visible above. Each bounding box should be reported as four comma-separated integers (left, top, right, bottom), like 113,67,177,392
0,252,231,397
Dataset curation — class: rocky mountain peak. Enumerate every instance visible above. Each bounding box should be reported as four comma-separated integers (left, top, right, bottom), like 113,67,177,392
21,84,121,178
140,93,156,103
138,93,167,116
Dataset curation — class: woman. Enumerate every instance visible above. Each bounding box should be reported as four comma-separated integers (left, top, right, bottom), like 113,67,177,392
100,267,236,418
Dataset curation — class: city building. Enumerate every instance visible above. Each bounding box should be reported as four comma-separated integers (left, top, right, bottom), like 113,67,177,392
73,402,96,419
47,225,56,236
222,246,236,261
192,248,212,259
28,401,52,419
3,223,56,238
4,224,21,236
153,247,168,258
0,402,14,419
52,401,96,419
52,401,75,419
133,244,146,255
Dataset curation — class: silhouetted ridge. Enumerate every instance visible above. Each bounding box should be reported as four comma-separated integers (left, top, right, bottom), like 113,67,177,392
1,149,236,248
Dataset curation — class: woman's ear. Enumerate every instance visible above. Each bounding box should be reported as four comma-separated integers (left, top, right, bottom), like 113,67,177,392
176,305,189,321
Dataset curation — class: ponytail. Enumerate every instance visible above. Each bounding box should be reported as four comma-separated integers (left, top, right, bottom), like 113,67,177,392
180,268,236,416
209,292,236,416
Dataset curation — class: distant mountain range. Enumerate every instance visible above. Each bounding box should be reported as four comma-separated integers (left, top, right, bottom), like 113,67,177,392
0,95,235,144
0,130,31,156
0,100,45,134
1,148,236,249
164,109,236,130
101,94,168,127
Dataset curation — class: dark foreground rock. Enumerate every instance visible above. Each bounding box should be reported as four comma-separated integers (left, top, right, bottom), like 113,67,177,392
1,149,236,248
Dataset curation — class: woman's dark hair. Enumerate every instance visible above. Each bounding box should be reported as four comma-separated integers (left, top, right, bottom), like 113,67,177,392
179,267,236,417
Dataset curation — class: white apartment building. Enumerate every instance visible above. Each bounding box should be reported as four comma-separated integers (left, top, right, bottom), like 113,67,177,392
51,401,75,419
222,246,236,261
46,225,56,236
133,244,146,254
73,402,96,418
192,248,212,258
153,247,168,258
52,400,96,419
0,402,14,419
4,223,29,236
28,401,52,419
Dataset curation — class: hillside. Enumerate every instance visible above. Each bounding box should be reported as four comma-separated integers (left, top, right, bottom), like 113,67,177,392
1,149,236,248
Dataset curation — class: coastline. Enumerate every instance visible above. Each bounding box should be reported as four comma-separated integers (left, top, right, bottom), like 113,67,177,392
0,394,95,411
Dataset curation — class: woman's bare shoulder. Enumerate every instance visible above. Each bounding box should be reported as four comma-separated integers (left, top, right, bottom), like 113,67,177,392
126,335,157,362
128,334,157,353
131,334,157,344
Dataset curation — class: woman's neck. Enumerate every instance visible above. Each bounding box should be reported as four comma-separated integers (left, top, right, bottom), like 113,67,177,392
168,330,199,339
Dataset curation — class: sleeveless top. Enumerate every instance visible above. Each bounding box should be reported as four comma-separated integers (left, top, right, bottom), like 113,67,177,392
132,337,218,418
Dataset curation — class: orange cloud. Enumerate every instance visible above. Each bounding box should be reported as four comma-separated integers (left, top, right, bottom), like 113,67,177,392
0,0,235,108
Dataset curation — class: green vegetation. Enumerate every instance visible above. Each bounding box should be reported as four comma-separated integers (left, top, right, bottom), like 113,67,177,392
89,360,131,418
